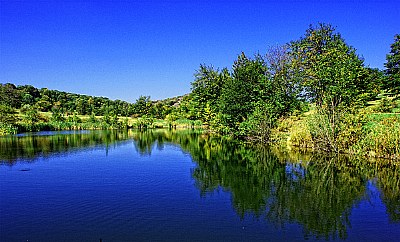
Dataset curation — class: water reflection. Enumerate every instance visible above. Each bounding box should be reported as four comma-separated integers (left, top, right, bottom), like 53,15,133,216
1,129,399,239
188,136,400,239
0,130,132,165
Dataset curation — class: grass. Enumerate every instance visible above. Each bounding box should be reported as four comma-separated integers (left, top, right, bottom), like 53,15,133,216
272,99,400,160
11,110,203,131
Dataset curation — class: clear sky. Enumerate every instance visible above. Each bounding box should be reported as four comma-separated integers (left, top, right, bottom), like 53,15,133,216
1,0,399,102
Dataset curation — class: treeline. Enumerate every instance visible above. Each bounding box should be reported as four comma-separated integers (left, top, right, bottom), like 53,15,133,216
0,84,185,118
187,23,399,158
0,83,199,133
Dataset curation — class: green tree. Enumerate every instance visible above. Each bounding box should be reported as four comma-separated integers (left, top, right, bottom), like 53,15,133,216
191,65,231,124
384,34,400,97
0,83,21,108
134,95,152,116
0,104,17,124
290,23,368,109
21,104,41,125
219,53,268,131
290,23,370,151
50,106,65,122
218,50,299,139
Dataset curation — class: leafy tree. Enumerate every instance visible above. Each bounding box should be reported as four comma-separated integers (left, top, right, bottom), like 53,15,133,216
50,107,65,122
384,34,400,97
36,93,52,112
67,112,82,124
76,97,89,115
192,65,228,107
361,67,384,102
290,23,371,151
218,50,300,139
290,23,368,110
191,65,230,123
88,112,98,123
134,95,152,116
21,104,41,125
219,52,268,131
0,83,21,108
265,45,301,114
0,104,17,124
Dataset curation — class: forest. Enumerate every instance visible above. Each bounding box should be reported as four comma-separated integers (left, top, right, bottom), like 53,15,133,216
1,23,399,159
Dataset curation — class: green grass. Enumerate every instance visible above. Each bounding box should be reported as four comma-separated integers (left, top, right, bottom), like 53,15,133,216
11,111,203,130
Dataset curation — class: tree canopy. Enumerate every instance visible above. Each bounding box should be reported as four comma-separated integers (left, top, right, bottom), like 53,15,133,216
384,34,400,96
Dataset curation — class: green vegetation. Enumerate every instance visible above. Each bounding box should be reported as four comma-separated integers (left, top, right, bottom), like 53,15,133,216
1,23,399,159
187,23,399,159
0,83,202,134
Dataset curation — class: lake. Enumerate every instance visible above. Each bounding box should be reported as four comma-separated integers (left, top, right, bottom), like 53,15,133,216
1,129,399,241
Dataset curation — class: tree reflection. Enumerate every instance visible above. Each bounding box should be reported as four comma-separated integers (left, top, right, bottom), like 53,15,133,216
0,130,131,165
1,129,398,238
376,162,400,222
187,137,372,240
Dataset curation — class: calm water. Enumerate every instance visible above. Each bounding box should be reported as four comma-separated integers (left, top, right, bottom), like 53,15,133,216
0,130,399,241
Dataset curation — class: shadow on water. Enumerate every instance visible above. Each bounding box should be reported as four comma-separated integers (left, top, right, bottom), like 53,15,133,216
1,129,399,239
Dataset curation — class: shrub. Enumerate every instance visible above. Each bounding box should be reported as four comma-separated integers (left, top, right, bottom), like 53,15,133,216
0,123,18,135
374,97,396,113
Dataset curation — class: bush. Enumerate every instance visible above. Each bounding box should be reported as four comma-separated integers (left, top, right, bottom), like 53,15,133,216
0,123,18,135
374,97,396,113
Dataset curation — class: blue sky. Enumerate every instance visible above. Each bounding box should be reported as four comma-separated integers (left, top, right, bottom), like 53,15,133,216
1,0,399,102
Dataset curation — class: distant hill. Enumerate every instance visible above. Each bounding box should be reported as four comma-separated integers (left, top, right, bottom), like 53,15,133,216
0,82,188,119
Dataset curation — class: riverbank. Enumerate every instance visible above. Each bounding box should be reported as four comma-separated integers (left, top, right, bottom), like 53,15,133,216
0,111,203,135
2,101,399,161
270,104,400,160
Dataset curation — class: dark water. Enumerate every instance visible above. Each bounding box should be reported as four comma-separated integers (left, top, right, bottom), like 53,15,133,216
0,130,399,241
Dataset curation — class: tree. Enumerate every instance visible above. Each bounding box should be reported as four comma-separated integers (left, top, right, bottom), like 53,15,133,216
134,96,152,116
21,104,41,125
290,23,368,109
384,34,400,97
219,52,268,130
0,83,21,108
191,64,230,122
0,104,17,124
290,23,370,152
265,45,301,114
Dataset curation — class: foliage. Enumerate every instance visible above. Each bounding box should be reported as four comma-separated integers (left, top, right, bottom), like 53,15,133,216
191,65,230,123
219,53,268,130
374,97,397,113
290,23,369,110
287,23,380,152
218,50,300,139
286,110,400,159
0,123,18,135
0,83,21,108
0,82,169,118
354,116,400,159
134,95,152,116
50,107,65,122
136,115,154,129
21,104,43,125
0,23,397,159
0,104,17,124
384,34,400,96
